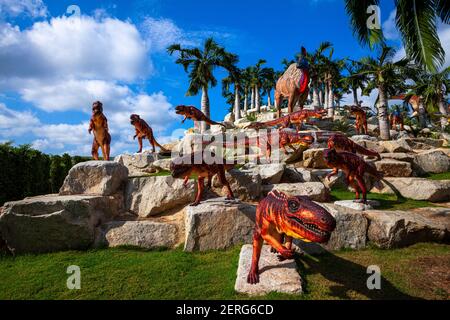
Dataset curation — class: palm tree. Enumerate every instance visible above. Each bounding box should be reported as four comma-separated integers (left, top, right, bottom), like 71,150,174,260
340,61,368,105
167,38,230,132
221,53,242,120
344,0,449,72
408,67,450,130
249,59,271,113
261,68,276,107
321,48,346,117
241,68,252,113
306,42,334,108
353,46,410,140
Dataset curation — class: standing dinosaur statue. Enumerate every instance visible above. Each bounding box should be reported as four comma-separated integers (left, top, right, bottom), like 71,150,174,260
274,47,310,117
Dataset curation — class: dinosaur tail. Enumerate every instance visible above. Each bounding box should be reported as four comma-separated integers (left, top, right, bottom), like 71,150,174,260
206,119,226,127
153,139,169,153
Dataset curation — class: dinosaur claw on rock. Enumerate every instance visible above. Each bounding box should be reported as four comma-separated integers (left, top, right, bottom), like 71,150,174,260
247,272,260,285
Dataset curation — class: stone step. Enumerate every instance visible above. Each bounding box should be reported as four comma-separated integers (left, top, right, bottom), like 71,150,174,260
234,244,303,296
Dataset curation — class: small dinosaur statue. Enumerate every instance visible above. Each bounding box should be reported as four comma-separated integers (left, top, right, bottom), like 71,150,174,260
327,133,381,160
247,109,325,131
247,190,336,284
348,105,368,135
170,152,234,206
323,149,383,204
175,105,226,128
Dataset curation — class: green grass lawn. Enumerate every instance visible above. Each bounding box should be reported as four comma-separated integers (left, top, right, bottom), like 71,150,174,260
330,187,436,210
424,171,450,180
0,243,448,300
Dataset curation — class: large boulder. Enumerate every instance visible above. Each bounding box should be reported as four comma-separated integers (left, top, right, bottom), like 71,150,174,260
303,148,328,169
241,163,285,184
406,138,444,149
281,167,316,183
60,161,128,196
125,176,195,218
365,208,449,249
380,139,412,153
114,153,160,176
262,182,330,202
234,245,302,296
413,150,450,174
373,178,450,202
380,153,415,163
355,140,387,154
213,169,262,201
319,203,368,251
375,159,412,177
0,194,122,254
98,221,179,249
184,198,256,252
350,135,378,142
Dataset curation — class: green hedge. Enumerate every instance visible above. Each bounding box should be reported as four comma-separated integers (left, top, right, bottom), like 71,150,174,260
0,143,90,205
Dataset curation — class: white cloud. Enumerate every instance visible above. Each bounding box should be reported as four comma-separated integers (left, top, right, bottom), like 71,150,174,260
0,0,47,19
0,103,40,137
382,9,400,41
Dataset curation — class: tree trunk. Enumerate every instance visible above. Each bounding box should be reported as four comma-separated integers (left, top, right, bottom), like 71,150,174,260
244,89,248,112
319,87,324,107
250,87,255,110
353,88,359,105
324,84,329,110
234,84,241,120
377,86,391,140
201,86,210,133
267,90,272,107
438,94,448,130
328,82,334,117
418,101,427,128
255,85,261,113
312,84,320,108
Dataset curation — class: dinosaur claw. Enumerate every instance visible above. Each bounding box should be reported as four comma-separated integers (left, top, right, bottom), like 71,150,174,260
190,201,200,207
247,272,260,285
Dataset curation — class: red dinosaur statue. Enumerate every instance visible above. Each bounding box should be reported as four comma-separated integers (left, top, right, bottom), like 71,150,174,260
323,149,383,204
170,152,234,206
130,114,168,153
175,105,226,128
348,105,368,135
275,47,310,117
88,101,111,161
327,133,381,160
247,190,336,284
247,109,325,132
389,107,405,131
221,130,314,161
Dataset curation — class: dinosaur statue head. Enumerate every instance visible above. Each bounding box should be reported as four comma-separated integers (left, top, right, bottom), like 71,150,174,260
296,46,309,70
130,114,141,125
323,148,341,166
270,191,336,243
175,105,196,116
92,101,103,115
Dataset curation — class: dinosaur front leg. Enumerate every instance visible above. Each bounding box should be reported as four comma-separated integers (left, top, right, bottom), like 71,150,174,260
262,229,295,260
181,116,187,124
247,229,264,285
191,177,205,206
326,168,339,181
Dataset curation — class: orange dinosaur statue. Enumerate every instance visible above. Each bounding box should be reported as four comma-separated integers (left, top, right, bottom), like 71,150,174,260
274,47,310,117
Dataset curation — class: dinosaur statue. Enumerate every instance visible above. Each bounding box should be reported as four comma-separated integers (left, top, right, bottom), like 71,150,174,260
247,109,325,132
170,152,234,206
88,101,111,161
323,149,383,204
390,94,423,118
220,130,314,162
348,105,368,135
130,114,168,153
389,106,404,131
175,105,226,128
274,47,310,117
327,133,381,160
247,190,336,284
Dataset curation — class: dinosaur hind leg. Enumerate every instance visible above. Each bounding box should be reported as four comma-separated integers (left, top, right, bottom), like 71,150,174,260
191,177,205,206
218,169,234,200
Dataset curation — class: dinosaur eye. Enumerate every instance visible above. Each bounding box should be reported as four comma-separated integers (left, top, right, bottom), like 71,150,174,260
288,200,300,212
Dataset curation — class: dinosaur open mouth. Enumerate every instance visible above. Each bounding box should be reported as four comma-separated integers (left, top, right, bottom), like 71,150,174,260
290,216,330,238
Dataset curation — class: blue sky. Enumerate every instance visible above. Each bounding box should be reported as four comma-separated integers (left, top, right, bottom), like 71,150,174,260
0,0,448,156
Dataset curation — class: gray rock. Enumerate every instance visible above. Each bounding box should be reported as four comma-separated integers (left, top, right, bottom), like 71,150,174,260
373,178,450,202
99,220,178,249
413,150,450,174
380,153,415,163
114,153,160,176
234,244,302,296
281,167,316,183
303,148,328,169
380,139,412,153
0,194,122,254
242,163,286,184
375,159,412,177
355,140,387,154
350,135,378,142
184,198,256,252
365,208,449,248
213,169,262,201
319,203,368,250
126,176,195,218
262,182,330,202
60,161,128,196
334,200,380,211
